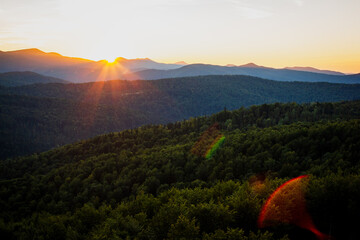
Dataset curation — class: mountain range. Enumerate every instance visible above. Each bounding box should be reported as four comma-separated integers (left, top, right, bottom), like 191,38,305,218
1,48,359,84
1,48,360,159
0,49,184,83
122,63,360,83
284,66,345,75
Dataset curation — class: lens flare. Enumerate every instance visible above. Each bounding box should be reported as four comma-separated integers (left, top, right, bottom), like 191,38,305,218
205,135,225,159
191,123,225,159
258,175,331,240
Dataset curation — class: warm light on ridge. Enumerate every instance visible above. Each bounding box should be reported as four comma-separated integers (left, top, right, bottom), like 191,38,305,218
1,0,359,73
105,58,117,65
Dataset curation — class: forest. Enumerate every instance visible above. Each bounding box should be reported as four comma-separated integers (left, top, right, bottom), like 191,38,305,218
1,75,360,159
1,100,360,239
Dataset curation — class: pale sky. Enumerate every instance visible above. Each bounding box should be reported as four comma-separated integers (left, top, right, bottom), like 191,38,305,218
0,0,359,73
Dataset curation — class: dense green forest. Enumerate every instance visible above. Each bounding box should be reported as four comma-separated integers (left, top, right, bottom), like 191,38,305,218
1,100,360,239
1,75,360,159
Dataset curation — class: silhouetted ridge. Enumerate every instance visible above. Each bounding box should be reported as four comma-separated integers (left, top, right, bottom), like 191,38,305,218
9,48,45,54
239,62,262,68
0,71,68,87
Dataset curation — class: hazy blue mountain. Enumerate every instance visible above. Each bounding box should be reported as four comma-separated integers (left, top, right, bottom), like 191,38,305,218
0,71,68,87
124,64,360,83
284,66,345,75
114,57,184,70
238,62,265,68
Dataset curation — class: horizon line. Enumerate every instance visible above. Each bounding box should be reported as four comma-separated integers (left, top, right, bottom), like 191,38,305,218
1,47,358,75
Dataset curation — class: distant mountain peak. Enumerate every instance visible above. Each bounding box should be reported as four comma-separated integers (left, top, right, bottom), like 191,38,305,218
97,59,109,64
240,62,260,68
284,66,345,76
175,61,188,65
47,52,62,56
115,57,156,63
226,63,262,68
115,57,128,62
135,57,154,62
10,48,45,54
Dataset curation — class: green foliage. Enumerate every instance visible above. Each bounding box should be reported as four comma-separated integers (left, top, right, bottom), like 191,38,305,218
0,100,360,239
167,215,200,240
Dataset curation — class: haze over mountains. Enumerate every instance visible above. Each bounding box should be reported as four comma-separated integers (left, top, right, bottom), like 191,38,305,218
2,74,360,159
123,64,360,83
0,49,184,83
284,66,345,76
1,48,359,84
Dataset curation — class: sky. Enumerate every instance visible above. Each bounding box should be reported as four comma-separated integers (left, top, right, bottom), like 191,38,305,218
0,0,359,73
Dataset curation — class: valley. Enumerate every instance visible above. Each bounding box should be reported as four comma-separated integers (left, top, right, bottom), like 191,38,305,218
1,75,360,159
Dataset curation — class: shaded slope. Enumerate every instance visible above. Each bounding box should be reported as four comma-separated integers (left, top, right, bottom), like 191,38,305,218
0,71,68,87
284,66,345,76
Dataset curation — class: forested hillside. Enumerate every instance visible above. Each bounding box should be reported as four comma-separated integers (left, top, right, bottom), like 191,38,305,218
1,75,360,159
0,101,359,239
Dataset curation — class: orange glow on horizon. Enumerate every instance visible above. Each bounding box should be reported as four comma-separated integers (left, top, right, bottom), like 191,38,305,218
105,58,118,65
1,0,359,74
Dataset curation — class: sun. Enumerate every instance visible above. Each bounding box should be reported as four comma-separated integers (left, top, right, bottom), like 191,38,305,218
105,57,117,64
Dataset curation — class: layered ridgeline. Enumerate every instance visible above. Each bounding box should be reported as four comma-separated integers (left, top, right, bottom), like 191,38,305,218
0,48,184,83
1,75,360,159
123,64,360,84
1,48,359,84
0,101,359,239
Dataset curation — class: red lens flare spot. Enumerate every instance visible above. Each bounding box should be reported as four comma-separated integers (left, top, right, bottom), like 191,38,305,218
258,175,331,240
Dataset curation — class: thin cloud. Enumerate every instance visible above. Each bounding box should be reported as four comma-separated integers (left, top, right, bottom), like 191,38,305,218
237,6,273,19
138,0,203,7
225,0,273,19
293,0,304,7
